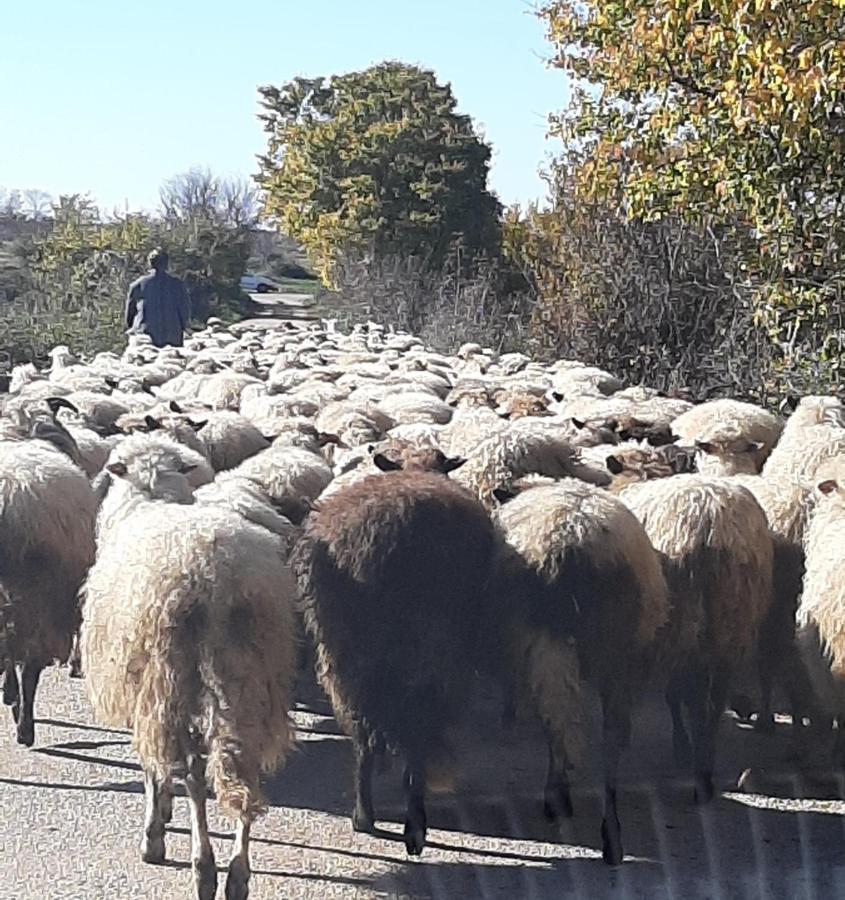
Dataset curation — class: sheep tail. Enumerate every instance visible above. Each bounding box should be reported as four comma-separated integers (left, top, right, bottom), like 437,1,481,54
201,602,294,822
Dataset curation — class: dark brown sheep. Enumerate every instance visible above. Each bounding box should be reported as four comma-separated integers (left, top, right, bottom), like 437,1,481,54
291,470,500,856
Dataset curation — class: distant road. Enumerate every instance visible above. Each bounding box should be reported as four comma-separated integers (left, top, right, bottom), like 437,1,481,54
240,290,320,328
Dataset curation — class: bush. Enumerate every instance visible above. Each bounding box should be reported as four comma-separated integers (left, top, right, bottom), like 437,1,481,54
323,244,535,355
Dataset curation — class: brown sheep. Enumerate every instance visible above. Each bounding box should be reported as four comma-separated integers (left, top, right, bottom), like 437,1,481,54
292,470,501,856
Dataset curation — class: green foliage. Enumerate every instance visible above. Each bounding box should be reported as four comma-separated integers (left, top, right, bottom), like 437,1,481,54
0,182,253,367
504,180,777,401
540,0,845,380
256,61,502,284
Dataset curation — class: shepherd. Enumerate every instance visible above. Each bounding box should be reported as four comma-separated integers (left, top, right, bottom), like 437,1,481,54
125,247,190,348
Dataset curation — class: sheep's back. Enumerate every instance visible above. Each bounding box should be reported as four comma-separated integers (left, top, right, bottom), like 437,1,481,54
293,472,499,743
497,480,669,658
621,475,773,663
82,504,294,741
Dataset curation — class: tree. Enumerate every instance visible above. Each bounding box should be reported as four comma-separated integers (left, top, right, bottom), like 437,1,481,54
540,0,845,380
159,167,259,229
256,61,502,283
0,189,22,218
21,189,53,220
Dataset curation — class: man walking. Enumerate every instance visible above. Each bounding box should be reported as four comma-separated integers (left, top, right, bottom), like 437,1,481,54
125,247,190,347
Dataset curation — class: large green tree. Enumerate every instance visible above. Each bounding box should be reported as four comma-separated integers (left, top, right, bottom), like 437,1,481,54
540,0,845,376
256,61,502,283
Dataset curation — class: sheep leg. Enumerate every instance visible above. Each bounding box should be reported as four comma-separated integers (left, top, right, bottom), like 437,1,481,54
67,632,83,679
225,817,251,900
157,776,174,824
402,765,427,857
666,676,692,766
16,659,43,747
754,657,776,734
141,769,167,863
542,740,573,822
688,669,725,805
600,689,630,867
185,751,217,900
351,732,375,833
2,663,19,722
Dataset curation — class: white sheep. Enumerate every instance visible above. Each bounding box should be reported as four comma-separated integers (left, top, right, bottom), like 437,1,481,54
496,479,669,865
81,448,296,900
671,398,783,475
620,475,773,801
0,440,97,746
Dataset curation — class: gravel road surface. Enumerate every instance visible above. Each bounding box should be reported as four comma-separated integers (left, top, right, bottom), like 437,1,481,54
1,666,845,899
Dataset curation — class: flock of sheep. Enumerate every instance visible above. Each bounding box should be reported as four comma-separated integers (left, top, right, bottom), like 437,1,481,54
1,315,845,899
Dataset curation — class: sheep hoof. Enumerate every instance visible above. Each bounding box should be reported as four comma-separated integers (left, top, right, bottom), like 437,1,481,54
9,700,20,725
68,661,84,680
141,836,166,864
403,822,426,857
693,776,715,805
543,790,574,822
193,857,217,900
601,818,623,866
352,809,375,834
16,719,34,747
225,858,250,900
753,715,775,735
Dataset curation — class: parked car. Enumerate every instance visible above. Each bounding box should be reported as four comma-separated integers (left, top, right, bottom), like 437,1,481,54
240,274,281,293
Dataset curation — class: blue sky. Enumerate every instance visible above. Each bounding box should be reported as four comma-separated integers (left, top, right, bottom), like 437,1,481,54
1,1,568,216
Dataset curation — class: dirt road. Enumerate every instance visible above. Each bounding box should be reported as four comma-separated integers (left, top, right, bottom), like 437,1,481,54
1,668,844,899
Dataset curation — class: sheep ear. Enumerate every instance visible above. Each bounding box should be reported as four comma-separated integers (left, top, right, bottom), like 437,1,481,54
188,419,207,431
664,446,697,474
316,431,342,447
571,417,586,429
169,400,183,413
144,415,162,431
783,395,800,413
106,461,128,478
179,463,198,475
46,396,79,417
818,480,837,495
373,453,401,472
492,486,515,504
606,455,624,475
442,455,466,473
551,392,564,402
695,440,715,454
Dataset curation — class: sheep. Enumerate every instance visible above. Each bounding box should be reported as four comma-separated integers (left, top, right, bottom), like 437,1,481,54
604,443,699,491
495,480,669,865
81,451,296,900
619,475,773,801
197,412,271,472
453,427,611,509
374,391,454,426
763,396,845,480
671,399,783,474
795,457,845,750
0,440,97,746
728,473,819,734
227,445,333,525
195,476,297,547
89,434,214,550
1,397,85,467
291,469,501,855
439,405,509,458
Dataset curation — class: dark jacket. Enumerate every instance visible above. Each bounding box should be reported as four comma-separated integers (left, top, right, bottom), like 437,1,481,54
125,270,190,348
